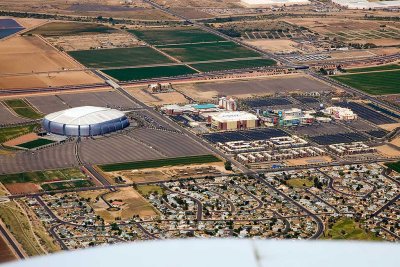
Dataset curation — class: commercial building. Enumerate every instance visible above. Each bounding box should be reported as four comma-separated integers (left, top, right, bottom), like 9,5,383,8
42,106,129,137
324,106,357,121
208,111,259,130
219,97,238,111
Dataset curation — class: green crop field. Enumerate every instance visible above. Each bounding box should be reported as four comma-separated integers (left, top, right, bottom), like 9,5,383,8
0,168,86,184
41,179,94,191
17,138,55,149
0,124,38,143
190,58,276,72
160,41,261,62
102,65,197,81
332,70,400,95
323,218,381,241
386,161,400,174
4,99,42,119
129,27,225,46
68,47,173,68
345,64,400,73
99,155,221,172
25,22,116,36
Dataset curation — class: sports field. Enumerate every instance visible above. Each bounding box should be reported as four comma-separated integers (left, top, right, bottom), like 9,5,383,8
99,155,221,172
41,179,93,191
68,47,173,68
17,138,55,149
25,22,116,37
3,99,42,119
102,65,197,81
0,168,86,184
0,124,38,143
345,64,400,73
332,70,400,95
129,27,225,46
191,58,276,72
159,41,261,62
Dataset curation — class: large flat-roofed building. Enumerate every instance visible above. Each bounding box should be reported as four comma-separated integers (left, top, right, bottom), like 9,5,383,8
332,0,400,9
42,106,130,137
208,111,258,130
241,0,310,7
324,106,357,121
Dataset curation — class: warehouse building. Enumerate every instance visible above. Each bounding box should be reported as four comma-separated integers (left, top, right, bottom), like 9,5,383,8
208,111,259,130
42,106,129,137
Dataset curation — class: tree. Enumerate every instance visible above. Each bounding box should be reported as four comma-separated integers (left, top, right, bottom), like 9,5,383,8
224,161,232,171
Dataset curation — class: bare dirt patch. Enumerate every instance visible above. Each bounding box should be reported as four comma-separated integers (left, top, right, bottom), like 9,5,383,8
0,234,16,263
376,145,400,158
107,162,229,184
379,123,400,131
3,133,38,147
286,156,332,166
243,39,303,53
46,32,143,52
4,183,41,194
127,87,189,106
390,137,400,147
0,71,102,90
174,74,336,101
0,36,81,74
102,187,156,222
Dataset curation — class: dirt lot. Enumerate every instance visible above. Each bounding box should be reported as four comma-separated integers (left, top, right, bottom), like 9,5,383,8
0,0,175,20
243,39,303,53
46,32,143,51
84,187,157,222
286,156,332,166
105,162,228,184
174,74,337,101
378,123,400,131
390,137,400,147
3,133,38,147
127,87,189,106
4,183,41,194
0,35,81,74
0,234,16,263
0,71,102,90
376,145,400,158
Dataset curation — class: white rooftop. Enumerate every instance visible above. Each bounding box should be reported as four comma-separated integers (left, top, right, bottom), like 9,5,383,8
210,111,258,122
332,0,400,9
44,106,126,126
241,0,310,6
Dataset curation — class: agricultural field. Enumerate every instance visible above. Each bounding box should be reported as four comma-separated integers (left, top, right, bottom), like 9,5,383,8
102,65,197,81
68,46,173,68
99,155,221,172
190,58,275,72
323,218,381,241
0,234,16,263
16,138,55,149
386,161,400,174
332,70,400,95
25,22,116,37
3,99,42,119
0,124,38,143
41,179,94,191
129,27,225,46
0,168,86,184
159,41,261,62
345,64,400,73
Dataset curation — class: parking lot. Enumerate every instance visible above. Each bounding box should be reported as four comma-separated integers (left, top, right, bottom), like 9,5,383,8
203,128,289,144
339,102,397,125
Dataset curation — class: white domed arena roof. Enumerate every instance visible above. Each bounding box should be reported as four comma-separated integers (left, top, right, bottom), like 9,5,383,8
44,106,126,126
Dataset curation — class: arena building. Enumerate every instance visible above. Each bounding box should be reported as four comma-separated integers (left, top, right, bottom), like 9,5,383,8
42,106,130,137
208,111,258,130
